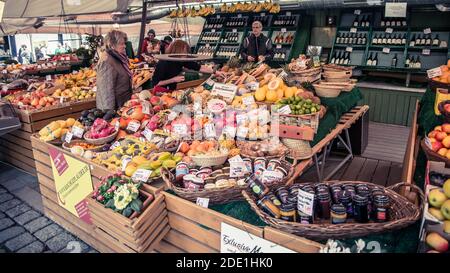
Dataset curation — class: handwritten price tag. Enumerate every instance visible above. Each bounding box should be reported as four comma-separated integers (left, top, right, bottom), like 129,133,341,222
110,141,120,150
46,75,52,81
281,28,287,33
236,114,247,125
71,126,84,138
65,132,73,143
126,121,140,133
242,95,255,106
423,28,431,34
382,47,390,54
142,101,151,115
144,64,149,69
422,49,431,56
132,169,152,182
276,44,282,49
230,161,246,178
196,197,210,208
278,105,291,114
204,123,216,138
172,124,188,136
143,128,153,141
427,67,443,79
297,189,315,216
224,126,236,139
232,29,237,33
121,156,132,172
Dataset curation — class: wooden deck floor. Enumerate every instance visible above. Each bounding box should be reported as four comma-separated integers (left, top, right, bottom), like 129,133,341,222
361,122,410,163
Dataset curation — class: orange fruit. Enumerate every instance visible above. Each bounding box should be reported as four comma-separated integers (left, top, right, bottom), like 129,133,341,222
179,142,190,153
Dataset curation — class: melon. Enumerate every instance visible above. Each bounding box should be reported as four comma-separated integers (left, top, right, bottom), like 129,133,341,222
284,87,296,98
255,87,267,101
264,73,276,82
268,78,284,91
265,90,278,102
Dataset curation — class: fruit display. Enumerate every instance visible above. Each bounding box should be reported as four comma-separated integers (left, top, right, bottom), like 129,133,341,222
219,1,280,14
52,87,96,102
79,108,116,127
169,5,216,18
85,118,117,140
55,68,96,88
38,118,82,142
132,69,153,88
237,139,287,158
431,60,450,84
426,123,450,155
50,54,79,63
0,64,24,74
274,93,322,115
10,90,58,110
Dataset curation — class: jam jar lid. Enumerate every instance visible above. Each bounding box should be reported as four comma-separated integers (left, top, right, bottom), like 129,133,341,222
331,204,347,214
317,191,331,200
280,202,296,211
339,191,352,201
255,157,266,162
275,186,289,194
302,186,315,193
266,193,282,206
315,183,328,190
275,166,288,177
373,194,390,204
352,194,369,204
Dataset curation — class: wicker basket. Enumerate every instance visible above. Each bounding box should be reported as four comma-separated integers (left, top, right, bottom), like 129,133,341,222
83,130,118,145
421,139,450,167
281,138,313,160
62,140,107,152
242,180,424,240
236,140,289,160
190,153,229,167
313,84,342,98
161,161,295,205
290,67,322,83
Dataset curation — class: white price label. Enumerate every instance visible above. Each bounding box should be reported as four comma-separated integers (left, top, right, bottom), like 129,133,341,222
172,124,188,136
346,47,353,52
206,43,210,48
247,82,259,91
53,62,57,66
196,197,210,208
424,137,432,149
211,29,216,33
111,141,120,150
126,121,140,133
60,96,64,104
72,70,78,74
230,161,246,178
46,75,51,81
281,28,287,33
1,70,7,74
278,105,292,115
237,14,242,18
92,86,97,92
71,126,84,138
224,126,236,139
142,101,151,115
279,70,288,79
132,169,152,182
385,28,393,34
205,77,215,86
236,114,247,125
427,67,443,79
385,2,407,18
422,49,431,56
168,111,178,121
143,128,153,141
440,41,447,48
350,28,357,33
211,83,237,102
276,44,282,49
144,64,149,69
114,121,120,131
216,15,220,19
261,170,284,184
260,13,265,17
424,28,432,34
236,126,249,139
121,156,132,172
297,189,315,216
204,123,216,138
354,9,361,15
228,155,243,163
286,11,292,16
232,29,237,33
65,132,73,143
242,96,255,106
382,47,390,54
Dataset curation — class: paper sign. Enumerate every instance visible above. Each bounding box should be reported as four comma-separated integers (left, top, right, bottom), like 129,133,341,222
172,124,188,136
278,105,291,114
211,29,216,33
286,11,292,16
382,47,390,54
242,96,255,106
220,223,295,253
168,111,178,121
196,197,210,208
46,75,52,81
228,155,243,163
211,83,237,102
278,70,288,79
350,28,357,33
385,28,393,34
236,126,249,139
236,114,248,125
206,43,210,48
132,169,152,182
110,141,120,150
224,126,236,139
276,44,282,49
142,101,151,115
60,96,64,104
72,70,78,74
422,49,431,56
281,28,287,33
297,189,315,216
247,82,259,91
121,156,132,172
126,121,140,133
424,28,432,35
427,67,443,79
232,29,237,33
385,2,407,18
346,47,353,52
144,64,149,69
143,128,153,141
354,9,361,15
237,14,242,18
230,161,246,177
114,121,120,131
65,132,73,143
71,126,84,138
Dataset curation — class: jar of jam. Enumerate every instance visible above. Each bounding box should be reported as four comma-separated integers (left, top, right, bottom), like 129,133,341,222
267,159,281,171
317,191,331,219
287,194,297,204
330,186,343,204
330,204,347,224
289,184,302,197
356,184,370,195
339,190,353,217
372,194,390,222
275,186,289,204
267,193,282,207
199,167,212,175
344,185,356,198
353,194,369,223
243,158,253,174
187,177,204,191
298,211,313,224
189,168,199,175
176,162,189,180
280,202,297,222
315,183,329,192
253,157,266,173
275,166,288,178
257,196,281,218
246,174,269,199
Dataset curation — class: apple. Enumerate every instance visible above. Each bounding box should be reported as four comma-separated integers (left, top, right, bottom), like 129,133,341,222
432,141,444,152
443,123,450,134
426,232,449,252
429,207,445,221
438,148,448,157
445,104,450,113
441,200,450,220
436,131,448,142
444,179,450,199
429,130,438,138
443,136,450,148
428,188,448,208
435,126,443,131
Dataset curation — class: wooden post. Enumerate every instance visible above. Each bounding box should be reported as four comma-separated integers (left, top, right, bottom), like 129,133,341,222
137,0,148,57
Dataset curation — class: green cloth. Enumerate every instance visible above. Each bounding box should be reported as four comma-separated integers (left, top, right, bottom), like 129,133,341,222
418,87,443,136
126,41,135,59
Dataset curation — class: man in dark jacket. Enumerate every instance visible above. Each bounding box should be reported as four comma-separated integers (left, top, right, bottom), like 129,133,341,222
240,21,274,62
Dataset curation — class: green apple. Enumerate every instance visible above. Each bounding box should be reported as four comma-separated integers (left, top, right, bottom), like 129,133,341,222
444,179,450,199
429,188,448,208
429,207,445,221
441,200,450,220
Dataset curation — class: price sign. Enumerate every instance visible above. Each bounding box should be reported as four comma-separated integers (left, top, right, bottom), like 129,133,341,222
424,28,432,34
286,11,292,16
204,123,216,138
46,75,52,81
242,95,255,106
385,2,407,18
211,83,237,102
143,128,153,141
132,169,152,182
276,44,282,49
236,114,247,125
350,28,357,33
126,121,140,133
261,170,284,184
144,64,149,69
427,67,443,79
111,141,120,150
232,29,237,33
60,96,64,104
172,124,188,136
278,105,291,115
260,13,265,17
71,126,84,138
211,29,216,33
121,156,132,172
237,14,242,18
440,41,448,48
236,126,249,139
142,101,151,115
297,189,315,216
114,121,120,131
422,49,431,56
278,70,288,79
1,70,7,74
382,47,390,54
385,28,393,34
354,9,361,15
65,132,73,143
247,82,259,91
224,126,236,139
206,43,210,48
281,28,287,33
168,111,178,121
346,47,353,53
72,70,78,74
196,197,210,208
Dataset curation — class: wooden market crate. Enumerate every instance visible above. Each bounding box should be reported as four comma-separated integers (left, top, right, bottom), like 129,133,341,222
153,192,323,253
0,100,96,175
30,136,169,253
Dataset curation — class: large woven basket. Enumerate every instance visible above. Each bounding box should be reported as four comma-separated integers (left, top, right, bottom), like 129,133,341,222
242,180,424,240
290,67,322,83
190,153,228,167
420,139,450,167
162,161,295,205
281,138,313,160
83,130,118,145
236,140,289,160
313,84,342,98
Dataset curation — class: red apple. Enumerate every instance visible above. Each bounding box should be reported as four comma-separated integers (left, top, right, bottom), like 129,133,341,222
436,131,448,141
430,137,437,143
443,136,450,148
443,124,450,134
432,141,444,152
150,96,162,106
444,104,450,113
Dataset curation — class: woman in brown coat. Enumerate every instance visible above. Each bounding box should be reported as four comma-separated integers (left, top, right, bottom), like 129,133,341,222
96,30,132,111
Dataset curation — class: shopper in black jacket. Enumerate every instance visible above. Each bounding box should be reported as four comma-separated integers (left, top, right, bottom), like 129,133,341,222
240,21,274,62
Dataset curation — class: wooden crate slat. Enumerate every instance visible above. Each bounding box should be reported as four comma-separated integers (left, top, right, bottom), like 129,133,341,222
263,227,322,253
153,239,185,253
164,229,218,253
0,134,33,150
136,214,169,252
9,129,32,141
28,100,95,123
0,145,36,169
143,224,171,253
0,141,34,161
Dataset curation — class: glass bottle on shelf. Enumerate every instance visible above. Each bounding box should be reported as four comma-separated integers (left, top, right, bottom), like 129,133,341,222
391,54,398,67
343,52,350,65
433,34,440,46
366,53,373,66
330,52,336,64
372,53,378,66
415,34,421,46
382,33,387,45
372,33,378,45
353,16,359,27
380,17,385,27
402,34,406,45
416,56,421,69
405,54,410,67
420,34,426,46
387,34,392,45
426,35,432,46
409,34,416,47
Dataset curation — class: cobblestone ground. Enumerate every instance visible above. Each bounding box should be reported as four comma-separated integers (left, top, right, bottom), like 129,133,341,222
0,162,97,253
